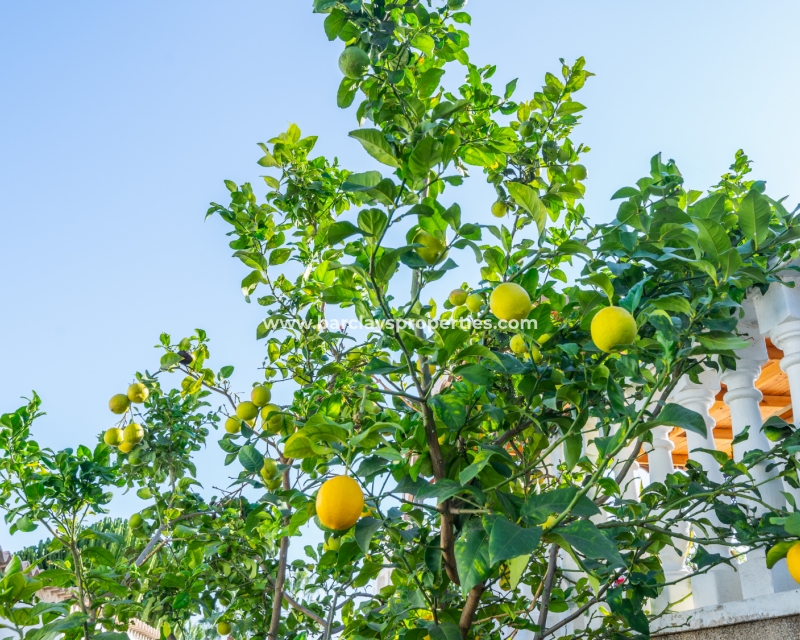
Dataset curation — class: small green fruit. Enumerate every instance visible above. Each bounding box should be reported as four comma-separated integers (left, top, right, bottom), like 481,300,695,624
519,121,534,138
236,401,259,421
491,201,508,218
251,385,271,407
413,230,447,265
217,622,232,636
261,458,278,481
466,294,484,313
449,289,468,306
129,513,143,529
569,164,587,180
338,46,370,79
324,536,341,552
127,383,149,404
225,417,242,434
108,394,130,415
123,423,145,445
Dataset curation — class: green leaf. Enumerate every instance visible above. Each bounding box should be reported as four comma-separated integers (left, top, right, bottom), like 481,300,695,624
409,137,443,176
610,186,639,200
284,436,329,459
738,189,772,248
459,449,494,485
431,394,467,431
349,129,400,168
696,331,752,353
642,403,707,438
692,217,731,264
238,445,264,473
410,33,434,56
160,352,182,370
354,517,382,552
323,9,347,40
767,541,796,568
327,221,364,245
418,68,445,98
784,512,800,536
506,182,546,234
556,520,624,566
488,517,542,566
454,523,491,597
521,487,600,523
337,78,357,109
429,623,462,640
358,208,388,237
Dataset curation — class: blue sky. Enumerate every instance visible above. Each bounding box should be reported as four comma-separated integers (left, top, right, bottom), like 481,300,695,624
1,0,799,548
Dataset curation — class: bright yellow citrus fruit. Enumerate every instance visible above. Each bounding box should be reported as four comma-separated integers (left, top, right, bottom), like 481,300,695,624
316,475,364,531
538,333,551,344
449,289,468,306
123,423,144,445
216,622,232,636
225,417,242,434
491,201,508,217
509,335,527,354
530,345,543,363
236,401,259,421
118,441,134,454
490,283,532,322
104,428,124,447
787,541,800,583
250,386,271,407
108,394,130,414
127,383,149,404
590,306,638,352
466,294,483,313
413,230,447,265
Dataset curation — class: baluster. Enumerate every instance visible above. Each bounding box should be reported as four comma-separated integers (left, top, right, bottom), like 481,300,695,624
674,372,744,607
646,425,694,613
719,314,791,596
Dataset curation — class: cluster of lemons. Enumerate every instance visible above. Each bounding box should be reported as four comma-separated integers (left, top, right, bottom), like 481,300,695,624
226,386,286,436
450,281,639,356
104,383,148,452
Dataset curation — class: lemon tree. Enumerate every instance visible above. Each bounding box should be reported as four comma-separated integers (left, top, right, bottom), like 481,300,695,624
4,3,800,640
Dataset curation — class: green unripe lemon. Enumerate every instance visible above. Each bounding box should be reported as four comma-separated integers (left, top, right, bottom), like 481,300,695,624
118,441,134,454
569,164,587,180
363,399,380,414
109,394,130,415
324,536,341,552
127,383,149,404
449,289,468,306
104,428,124,447
250,385,271,407
519,121,534,138
225,417,242,434
123,423,144,445
236,401,259,421
338,46,370,79
413,230,447,265
491,201,508,218
490,283,532,322
217,622,232,636
590,306,638,352
509,335,527,354
261,404,283,432
129,513,143,529
466,294,484,313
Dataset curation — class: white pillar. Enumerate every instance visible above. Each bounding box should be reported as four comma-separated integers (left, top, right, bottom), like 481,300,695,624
719,321,790,599
673,372,743,607
646,425,694,613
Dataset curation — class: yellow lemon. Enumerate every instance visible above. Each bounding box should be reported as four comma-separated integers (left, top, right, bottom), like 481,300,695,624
449,289,468,306
466,294,484,313
491,201,508,218
316,475,364,531
103,428,124,447
225,417,242,434
787,542,800,583
543,514,559,529
216,622,232,636
530,345,543,363
413,230,447,265
538,333,551,344
108,394,130,415
236,401,259,421
490,283,531,322
127,383,149,404
123,423,145,445
590,306,638,352
250,386,271,407
509,335,527,355
118,441,134,454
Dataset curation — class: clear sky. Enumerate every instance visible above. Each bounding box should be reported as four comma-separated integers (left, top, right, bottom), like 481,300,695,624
1,0,799,548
